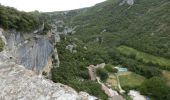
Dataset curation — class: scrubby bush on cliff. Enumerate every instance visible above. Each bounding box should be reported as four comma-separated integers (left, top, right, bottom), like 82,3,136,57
0,38,4,52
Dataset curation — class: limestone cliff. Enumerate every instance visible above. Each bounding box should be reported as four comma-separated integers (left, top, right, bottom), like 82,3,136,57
0,28,59,76
0,28,97,100
0,51,97,100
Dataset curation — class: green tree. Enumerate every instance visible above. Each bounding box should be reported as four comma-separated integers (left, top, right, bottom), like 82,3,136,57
96,68,108,81
105,64,118,73
140,77,170,100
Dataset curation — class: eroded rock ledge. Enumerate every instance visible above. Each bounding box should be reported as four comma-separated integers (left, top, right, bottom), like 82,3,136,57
0,51,97,100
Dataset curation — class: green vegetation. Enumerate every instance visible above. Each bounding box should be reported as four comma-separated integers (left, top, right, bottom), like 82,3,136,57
50,0,170,99
119,72,146,90
140,77,170,100
117,45,170,70
55,0,170,78
52,36,108,99
107,74,118,89
68,0,170,59
0,4,51,32
2,0,170,99
105,64,118,73
96,68,109,81
163,71,170,86
0,38,4,52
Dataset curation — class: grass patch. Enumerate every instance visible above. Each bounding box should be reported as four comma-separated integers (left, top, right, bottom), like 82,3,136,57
107,74,118,90
117,45,170,70
107,72,146,91
119,72,146,90
163,70,170,86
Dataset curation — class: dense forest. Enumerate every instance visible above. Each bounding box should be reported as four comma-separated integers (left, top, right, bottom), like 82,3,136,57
52,36,108,99
50,0,170,99
0,4,50,32
68,0,170,59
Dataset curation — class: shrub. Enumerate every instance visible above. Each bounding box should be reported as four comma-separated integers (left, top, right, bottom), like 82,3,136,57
96,68,108,81
140,77,170,100
105,64,118,73
0,38,4,52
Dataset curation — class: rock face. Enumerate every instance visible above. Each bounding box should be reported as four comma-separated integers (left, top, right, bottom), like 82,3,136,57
126,0,134,5
0,28,59,75
0,28,97,100
128,90,146,100
51,19,76,36
119,0,134,6
66,44,77,53
0,50,97,100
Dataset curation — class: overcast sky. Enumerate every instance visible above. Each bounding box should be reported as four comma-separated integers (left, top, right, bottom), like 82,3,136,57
0,0,106,12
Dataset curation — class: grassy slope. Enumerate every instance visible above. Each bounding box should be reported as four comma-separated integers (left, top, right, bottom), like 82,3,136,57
119,72,146,89
107,72,146,90
117,45,170,69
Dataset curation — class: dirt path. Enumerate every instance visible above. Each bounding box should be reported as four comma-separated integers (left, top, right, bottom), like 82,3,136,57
115,73,125,93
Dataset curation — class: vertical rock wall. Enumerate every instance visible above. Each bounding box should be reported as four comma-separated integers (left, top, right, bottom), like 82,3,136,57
0,29,58,75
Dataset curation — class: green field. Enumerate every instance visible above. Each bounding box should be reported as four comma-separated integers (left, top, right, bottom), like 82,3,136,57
117,45,170,69
107,72,146,91
119,72,146,89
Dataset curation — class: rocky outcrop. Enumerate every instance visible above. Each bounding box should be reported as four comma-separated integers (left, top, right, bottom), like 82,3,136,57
0,28,59,75
119,0,134,6
51,19,76,36
0,51,97,100
66,44,77,53
128,90,146,100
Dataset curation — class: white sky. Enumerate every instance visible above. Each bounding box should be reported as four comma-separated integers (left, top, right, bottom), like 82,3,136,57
0,0,106,12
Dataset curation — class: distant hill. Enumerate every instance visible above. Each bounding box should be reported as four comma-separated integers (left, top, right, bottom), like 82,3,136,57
63,0,170,59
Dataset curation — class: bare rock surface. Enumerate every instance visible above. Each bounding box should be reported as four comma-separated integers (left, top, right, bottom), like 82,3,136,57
0,51,96,100
119,0,134,6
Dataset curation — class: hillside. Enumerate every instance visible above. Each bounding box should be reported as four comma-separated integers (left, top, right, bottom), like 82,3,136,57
1,0,170,100
49,0,170,100
54,0,170,72
0,5,97,100
68,0,170,58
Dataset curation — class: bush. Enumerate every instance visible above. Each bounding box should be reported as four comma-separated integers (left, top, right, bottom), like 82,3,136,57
128,53,136,59
0,5,50,32
0,38,4,52
105,64,118,73
140,77,170,100
51,37,108,99
96,68,108,81
137,65,162,78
